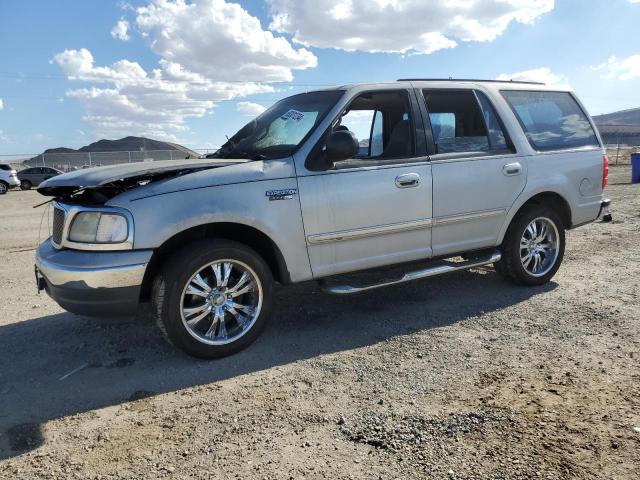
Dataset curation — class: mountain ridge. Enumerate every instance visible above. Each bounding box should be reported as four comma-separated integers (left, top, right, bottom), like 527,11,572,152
593,107,640,126
42,136,201,157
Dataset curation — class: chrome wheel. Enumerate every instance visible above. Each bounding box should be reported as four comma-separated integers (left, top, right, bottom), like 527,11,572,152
0,183,7,194
520,217,559,277
179,259,263,346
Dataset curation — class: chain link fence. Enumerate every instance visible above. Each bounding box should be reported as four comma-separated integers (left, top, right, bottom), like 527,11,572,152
599,128,640,165
0,149,217,172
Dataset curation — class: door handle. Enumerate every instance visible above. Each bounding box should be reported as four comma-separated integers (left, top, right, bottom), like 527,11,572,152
395,173,421,188
502,162,522,176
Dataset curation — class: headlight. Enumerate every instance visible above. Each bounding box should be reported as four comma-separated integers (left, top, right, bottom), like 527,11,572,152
68,212,129,243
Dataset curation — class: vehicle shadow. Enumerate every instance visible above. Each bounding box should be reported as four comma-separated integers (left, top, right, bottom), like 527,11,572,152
0,268,556,459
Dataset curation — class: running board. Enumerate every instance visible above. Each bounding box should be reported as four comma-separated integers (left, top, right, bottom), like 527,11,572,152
319,251,502,295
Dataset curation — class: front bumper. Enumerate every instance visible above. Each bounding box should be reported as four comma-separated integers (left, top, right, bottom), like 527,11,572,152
35,238,153,316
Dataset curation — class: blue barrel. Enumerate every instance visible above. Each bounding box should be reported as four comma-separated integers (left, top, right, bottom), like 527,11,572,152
632,152,640,184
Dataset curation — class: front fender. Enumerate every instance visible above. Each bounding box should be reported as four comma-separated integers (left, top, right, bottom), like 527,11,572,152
113,179,313,283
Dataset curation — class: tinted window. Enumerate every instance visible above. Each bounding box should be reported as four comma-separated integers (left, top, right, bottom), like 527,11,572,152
476,91,510,151
0,164,12,171
370,111,384,156
502,91,599,151
423,90,490,154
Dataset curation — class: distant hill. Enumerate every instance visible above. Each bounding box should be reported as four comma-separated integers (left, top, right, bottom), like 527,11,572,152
593,108,640,126
593,108,640,146
28,136,203,169
42,136,201,157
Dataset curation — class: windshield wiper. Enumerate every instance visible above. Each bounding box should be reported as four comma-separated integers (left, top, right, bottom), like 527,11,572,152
219,148,266,160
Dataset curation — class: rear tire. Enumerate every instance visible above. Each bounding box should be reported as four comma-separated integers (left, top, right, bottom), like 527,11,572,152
152,239,274,359
20,180,32,190
0,181,8,195
495,205,565,286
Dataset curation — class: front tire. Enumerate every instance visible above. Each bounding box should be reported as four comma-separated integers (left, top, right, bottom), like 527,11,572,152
495,205,565,286
152,240,274,359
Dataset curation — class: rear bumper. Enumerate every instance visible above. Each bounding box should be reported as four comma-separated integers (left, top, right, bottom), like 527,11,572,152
35,238,153,316
598,198,611,221
7,177,20,187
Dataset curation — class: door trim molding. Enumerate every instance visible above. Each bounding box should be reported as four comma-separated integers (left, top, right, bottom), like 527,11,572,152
307,218,433,245
306,207,507,245
434,207,507,226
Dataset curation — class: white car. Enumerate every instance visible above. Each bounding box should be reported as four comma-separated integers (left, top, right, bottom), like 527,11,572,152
0,164,21,194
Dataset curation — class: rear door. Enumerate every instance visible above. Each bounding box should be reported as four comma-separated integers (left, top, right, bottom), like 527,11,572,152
30,167,46,185
419,88,527,256
297,89,433,278
42,167,60,182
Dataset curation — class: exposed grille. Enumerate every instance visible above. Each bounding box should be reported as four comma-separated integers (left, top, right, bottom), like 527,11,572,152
52,207,65,246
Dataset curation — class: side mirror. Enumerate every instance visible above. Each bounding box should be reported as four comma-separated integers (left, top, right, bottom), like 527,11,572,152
325,130,359,164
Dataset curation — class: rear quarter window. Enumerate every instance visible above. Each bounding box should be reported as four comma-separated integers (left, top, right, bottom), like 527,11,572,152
501,91,600,151
0,164,12,171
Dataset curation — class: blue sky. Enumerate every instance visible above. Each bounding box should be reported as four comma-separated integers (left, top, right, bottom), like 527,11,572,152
1,0,639,155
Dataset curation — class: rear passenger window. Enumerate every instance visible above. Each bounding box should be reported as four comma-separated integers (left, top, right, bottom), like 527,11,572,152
423,90,510,155
501,91,599,151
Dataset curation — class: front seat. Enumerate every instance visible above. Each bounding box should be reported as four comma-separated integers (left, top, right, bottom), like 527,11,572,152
382,119,411,158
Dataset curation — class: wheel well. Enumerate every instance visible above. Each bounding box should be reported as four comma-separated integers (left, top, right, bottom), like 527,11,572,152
518,192,572,229
139,223,290,302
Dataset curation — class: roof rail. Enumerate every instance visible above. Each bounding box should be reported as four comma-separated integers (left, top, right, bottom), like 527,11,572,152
396,78,545,85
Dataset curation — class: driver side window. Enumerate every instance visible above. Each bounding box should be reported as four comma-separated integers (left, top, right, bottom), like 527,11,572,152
336,90,414,160
339,110,384,157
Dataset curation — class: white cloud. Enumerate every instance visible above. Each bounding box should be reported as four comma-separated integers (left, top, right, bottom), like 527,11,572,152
267,0,554,55
111,19,131,41
236,101,267,116
53,48,272,140
0,98,4,111
593,55,640,81
496,67,571,88
54,0,318,140
135,0,317,82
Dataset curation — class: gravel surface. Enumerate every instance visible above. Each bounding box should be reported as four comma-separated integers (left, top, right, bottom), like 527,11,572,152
0,167,638,479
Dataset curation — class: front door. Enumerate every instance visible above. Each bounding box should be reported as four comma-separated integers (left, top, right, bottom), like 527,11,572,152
420,88,527,256
297,89,433,278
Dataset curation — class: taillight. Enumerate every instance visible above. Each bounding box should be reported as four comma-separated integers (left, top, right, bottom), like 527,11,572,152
10,171,17,178
602,154,609,190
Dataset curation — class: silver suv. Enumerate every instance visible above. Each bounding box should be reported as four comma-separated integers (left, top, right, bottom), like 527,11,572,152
35,79,611,358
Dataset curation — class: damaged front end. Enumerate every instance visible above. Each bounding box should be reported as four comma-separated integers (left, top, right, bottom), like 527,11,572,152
36,159,245,204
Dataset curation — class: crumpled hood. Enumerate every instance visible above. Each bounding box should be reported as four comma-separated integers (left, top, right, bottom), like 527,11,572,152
37,159,245,196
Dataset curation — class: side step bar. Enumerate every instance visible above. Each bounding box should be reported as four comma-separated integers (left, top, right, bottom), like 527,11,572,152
319,251,502,295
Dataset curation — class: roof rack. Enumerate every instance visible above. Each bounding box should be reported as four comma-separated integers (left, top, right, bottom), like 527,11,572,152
396,78,545,85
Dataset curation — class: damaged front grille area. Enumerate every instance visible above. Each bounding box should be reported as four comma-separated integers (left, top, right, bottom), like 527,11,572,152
52,207,65,246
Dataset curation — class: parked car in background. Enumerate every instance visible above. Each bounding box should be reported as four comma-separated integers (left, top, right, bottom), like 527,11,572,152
0,164,21,194
18,166,63,190
34,79,610,359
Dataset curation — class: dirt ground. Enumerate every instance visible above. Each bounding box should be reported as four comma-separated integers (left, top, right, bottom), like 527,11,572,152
0,167,638,479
